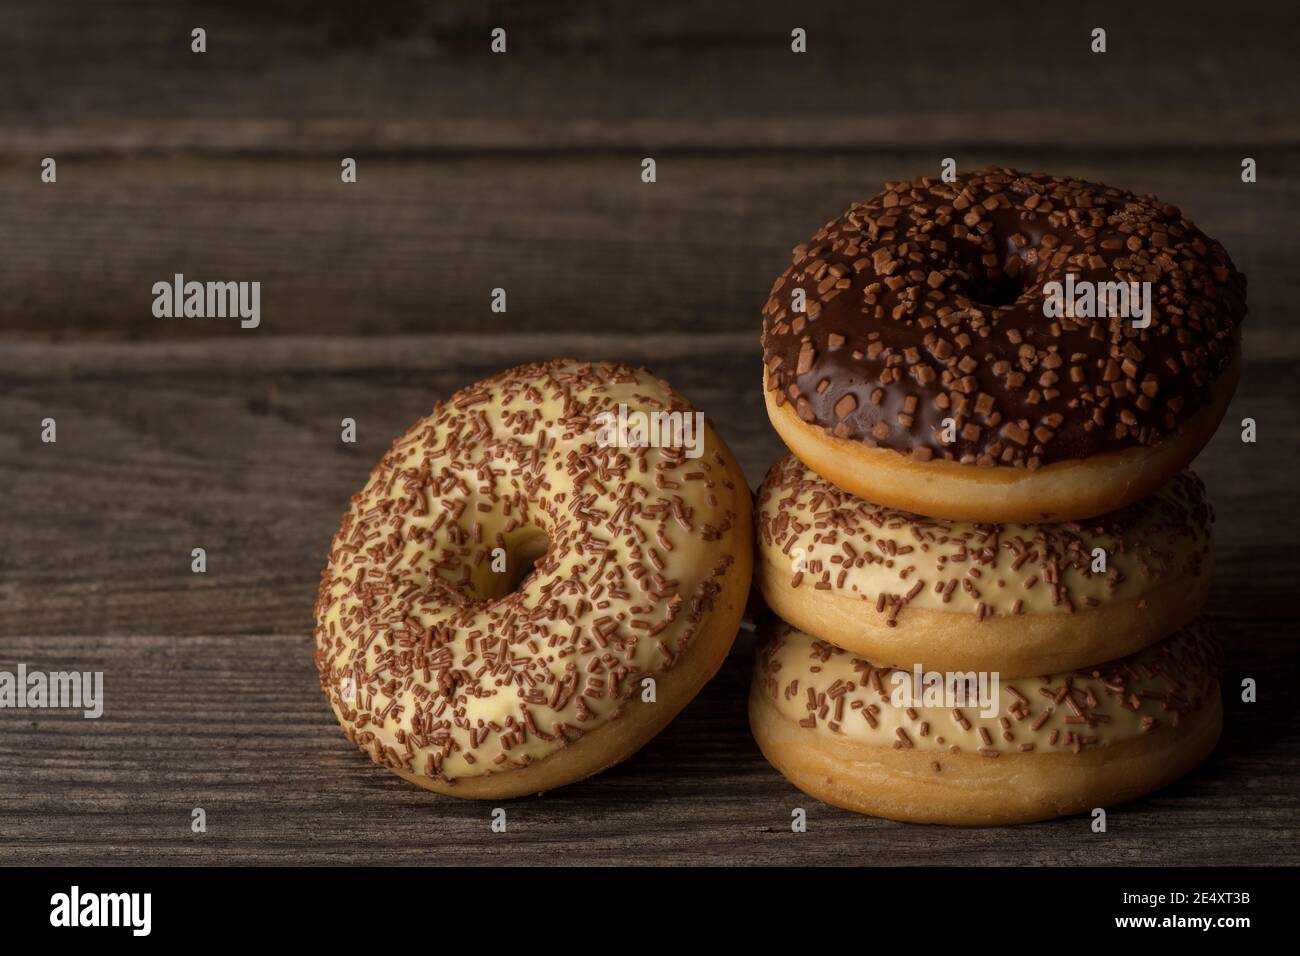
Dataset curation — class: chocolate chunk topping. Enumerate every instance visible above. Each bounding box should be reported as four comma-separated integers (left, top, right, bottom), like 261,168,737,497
761,167,1247,467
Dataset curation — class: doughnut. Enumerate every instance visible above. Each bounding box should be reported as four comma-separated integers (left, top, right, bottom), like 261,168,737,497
749,619,1221,825
756,454,1213,677
760,166,1246,523
314,360,753,798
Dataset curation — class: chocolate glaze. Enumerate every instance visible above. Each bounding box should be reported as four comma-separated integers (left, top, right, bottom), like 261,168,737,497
761,167,1247,469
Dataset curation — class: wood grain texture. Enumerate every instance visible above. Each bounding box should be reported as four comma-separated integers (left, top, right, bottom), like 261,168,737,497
0,151,1291,339
1,338,1296,865
4,0,1298,153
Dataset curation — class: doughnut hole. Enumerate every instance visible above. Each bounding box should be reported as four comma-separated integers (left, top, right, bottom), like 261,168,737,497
966,269,1026,310
955,238,1039,311
400,490,559,607
420,516,556,605
476,524,551,600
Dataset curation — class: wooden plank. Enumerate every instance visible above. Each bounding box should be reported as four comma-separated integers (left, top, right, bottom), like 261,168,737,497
3,1,1298,153
1,152,1290,340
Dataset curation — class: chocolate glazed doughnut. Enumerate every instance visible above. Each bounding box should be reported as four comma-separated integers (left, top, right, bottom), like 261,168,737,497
761,167,1246,523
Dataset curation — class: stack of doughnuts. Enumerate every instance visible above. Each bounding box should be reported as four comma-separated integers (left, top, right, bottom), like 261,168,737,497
751,167,1246,824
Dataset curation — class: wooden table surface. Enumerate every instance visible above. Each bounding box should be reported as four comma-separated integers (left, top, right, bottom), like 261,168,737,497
2,0,1298,865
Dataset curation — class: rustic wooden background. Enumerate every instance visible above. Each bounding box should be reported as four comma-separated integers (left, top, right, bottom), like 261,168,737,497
2,0,1297,865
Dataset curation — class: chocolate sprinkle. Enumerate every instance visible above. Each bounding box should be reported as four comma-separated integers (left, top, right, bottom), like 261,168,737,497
761,167,1246,467
314,360,744,784
758,619,1220,755
758,454,1213,624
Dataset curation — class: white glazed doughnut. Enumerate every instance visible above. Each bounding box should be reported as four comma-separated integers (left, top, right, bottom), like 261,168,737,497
314,360,753,798
756,454,1213,677
749,619,1222,825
